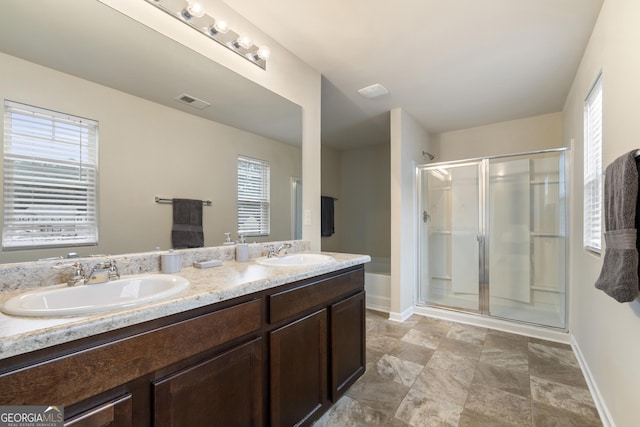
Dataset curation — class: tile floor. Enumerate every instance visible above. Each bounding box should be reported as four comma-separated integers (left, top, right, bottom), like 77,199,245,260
314,310,602,427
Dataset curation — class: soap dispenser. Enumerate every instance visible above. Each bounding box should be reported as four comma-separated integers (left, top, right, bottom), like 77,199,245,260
223,232,235,246
236,235,249,262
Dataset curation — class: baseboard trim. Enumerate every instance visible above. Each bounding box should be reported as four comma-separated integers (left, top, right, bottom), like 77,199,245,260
413,305,570,344
570,335,615,427
388,306,414,323
365,302,390,314
365,295,391,313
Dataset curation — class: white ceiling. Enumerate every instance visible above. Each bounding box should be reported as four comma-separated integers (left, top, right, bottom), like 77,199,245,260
0,1,604,151
224,0,604,149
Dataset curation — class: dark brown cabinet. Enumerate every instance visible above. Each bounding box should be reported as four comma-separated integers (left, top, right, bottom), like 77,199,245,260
64,394,133,427
0,265,365,427
267,267,366,426
270,310,328,427
330,291,366,401
153,338,262,427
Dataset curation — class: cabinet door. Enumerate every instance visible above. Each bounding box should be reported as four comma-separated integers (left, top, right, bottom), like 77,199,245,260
330,291,366,401
65,394,132,427
270,309,327,427
153,338,262,427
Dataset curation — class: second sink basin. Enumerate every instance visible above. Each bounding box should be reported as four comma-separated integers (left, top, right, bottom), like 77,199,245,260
256,253,335,267
1,275,190,317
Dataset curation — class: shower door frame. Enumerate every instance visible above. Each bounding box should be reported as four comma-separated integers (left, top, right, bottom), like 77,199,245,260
417,159,488,315
416,147,569,328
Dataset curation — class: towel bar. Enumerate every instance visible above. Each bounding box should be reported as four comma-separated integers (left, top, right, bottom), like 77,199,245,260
155,197,212,206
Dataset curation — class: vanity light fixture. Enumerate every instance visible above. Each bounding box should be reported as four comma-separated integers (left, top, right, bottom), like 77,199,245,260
146,0,270,70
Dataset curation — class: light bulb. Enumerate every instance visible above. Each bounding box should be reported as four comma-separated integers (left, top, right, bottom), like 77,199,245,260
256,46,271,61
234,35,252,50
182,2,205,19
210,19,229,34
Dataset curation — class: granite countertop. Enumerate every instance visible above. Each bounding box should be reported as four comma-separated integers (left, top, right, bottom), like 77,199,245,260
0,252,370,361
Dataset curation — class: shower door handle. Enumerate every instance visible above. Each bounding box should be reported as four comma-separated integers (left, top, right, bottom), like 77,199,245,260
423,210,430,223
478,234,486,284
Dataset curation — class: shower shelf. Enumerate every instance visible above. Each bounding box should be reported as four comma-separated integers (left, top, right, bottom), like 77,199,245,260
531,285,565,294
431,275,452,281
530,180,560,185
530,232,564,238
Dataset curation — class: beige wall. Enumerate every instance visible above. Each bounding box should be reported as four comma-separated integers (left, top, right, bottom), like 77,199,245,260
100,0,323,250
434,112,563,162
340,144,391,258
321,144,391,259
564,1,640,426
0,53,301,263
320,145,342,252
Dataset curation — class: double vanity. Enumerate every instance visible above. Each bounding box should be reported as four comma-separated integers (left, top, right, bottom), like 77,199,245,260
0,246,369,426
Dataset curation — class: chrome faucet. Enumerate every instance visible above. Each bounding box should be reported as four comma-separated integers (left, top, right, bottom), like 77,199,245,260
87,260,120,284
267,243,292,258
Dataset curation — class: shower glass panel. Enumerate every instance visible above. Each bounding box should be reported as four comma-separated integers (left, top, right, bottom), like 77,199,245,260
418,161,482,312
488,152,566,328
417,149,567,329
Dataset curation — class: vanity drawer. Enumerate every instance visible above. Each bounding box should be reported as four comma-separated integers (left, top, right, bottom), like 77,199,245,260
268,267,364,324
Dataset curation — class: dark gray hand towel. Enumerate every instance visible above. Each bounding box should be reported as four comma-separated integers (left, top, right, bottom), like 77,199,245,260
595,150,640,302
171,198,204,249
321,196,335,237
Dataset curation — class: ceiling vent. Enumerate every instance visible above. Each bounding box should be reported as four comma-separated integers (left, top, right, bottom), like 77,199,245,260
357,84,389,100
174,93,211,110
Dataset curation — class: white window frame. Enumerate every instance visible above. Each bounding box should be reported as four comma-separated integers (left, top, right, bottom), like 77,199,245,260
3,100,99,250
583,74,603,253
237,155,270,237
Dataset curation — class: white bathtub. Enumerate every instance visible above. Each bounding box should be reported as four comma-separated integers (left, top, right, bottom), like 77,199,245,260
365,257,391,312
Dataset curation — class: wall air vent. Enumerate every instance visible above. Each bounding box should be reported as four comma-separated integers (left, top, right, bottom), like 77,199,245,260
174,93,211,110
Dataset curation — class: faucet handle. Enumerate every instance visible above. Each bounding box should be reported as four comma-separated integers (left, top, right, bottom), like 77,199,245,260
107,259,120,281
66,262,86,287
75,262,86,275
265,245,276,258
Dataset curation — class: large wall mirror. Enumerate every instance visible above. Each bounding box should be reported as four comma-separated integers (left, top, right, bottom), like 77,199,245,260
0,0,303,264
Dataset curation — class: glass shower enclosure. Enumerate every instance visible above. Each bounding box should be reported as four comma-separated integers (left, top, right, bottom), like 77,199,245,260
417,149,567,329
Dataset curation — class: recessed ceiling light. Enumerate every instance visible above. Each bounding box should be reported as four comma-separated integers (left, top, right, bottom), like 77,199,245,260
357,84,389,99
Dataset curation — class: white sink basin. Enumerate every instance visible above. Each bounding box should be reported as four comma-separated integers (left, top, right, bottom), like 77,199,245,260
256,253,335,267
1,275,190,317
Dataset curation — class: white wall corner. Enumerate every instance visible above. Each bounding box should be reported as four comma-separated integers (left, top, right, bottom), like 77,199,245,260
388,306,415,323
390,108,431,317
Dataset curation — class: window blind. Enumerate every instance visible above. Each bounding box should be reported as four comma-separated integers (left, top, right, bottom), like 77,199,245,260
237,155,270,236
583,75,603,253
3,100,99,250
